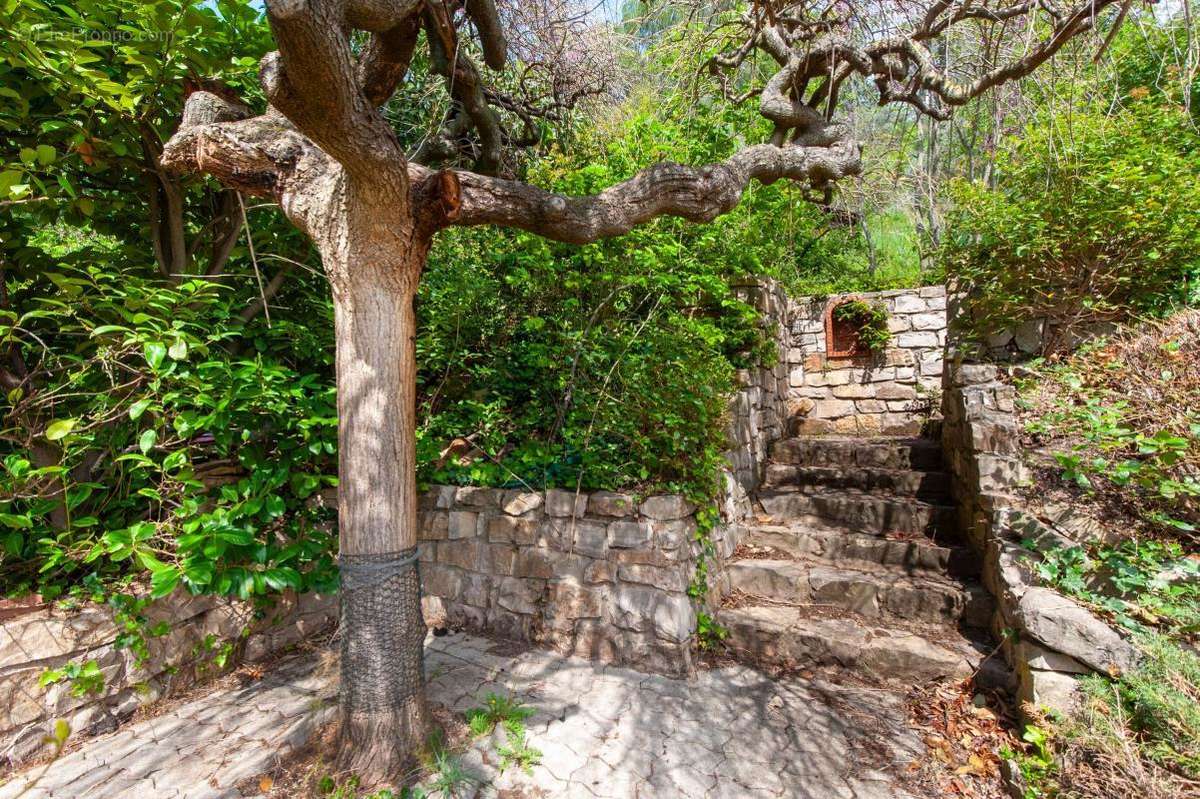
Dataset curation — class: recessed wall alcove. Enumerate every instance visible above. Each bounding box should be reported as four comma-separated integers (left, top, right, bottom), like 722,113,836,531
824,298,869,358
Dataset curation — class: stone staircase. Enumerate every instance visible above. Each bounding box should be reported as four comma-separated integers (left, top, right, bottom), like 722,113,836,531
716,435,993,683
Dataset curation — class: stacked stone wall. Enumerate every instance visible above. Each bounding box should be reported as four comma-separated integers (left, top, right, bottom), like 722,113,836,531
416,486,699,676
725,279,790,497
941,363,1138,716
786,286,947,436
0,589,334,768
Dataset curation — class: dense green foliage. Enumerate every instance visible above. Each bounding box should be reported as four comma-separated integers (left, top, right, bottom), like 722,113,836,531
1,257,339,601
0,3,924,606
1033,539,1200,641
941,100,1200,342
1,0,336,603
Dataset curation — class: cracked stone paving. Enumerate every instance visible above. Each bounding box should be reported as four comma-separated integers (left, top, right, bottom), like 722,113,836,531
0,631,928,799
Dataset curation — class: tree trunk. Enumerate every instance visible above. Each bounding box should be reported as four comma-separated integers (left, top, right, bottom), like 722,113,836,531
331,243,432,782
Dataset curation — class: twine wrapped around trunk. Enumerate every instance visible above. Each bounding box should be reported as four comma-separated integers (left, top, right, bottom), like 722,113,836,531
338,548,426,712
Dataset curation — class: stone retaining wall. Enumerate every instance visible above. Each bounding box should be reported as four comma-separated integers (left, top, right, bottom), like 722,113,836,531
941,363,1139,716
787,286,947,436
416,486,700,676
716,279,792,562
0,589,334,769
725,280,791,497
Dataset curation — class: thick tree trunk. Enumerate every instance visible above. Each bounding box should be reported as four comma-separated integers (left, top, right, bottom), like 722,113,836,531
331,245,432,782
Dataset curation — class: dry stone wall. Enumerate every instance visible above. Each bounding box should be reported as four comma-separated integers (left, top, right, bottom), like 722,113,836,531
787,286,947,437
416,486,700,676
0,589,334,769
717,279,792,562
941,363,1139,716
725,280,791,497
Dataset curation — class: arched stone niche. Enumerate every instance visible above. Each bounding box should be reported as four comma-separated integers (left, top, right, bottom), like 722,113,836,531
824,298,869,358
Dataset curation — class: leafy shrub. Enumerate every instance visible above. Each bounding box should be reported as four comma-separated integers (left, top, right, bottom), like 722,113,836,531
1,257,338,602
942,101,1200,345
416,99,828,496
1031,540,1200,640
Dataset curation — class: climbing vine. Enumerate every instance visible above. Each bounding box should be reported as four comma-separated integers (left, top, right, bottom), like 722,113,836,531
832,299,892,353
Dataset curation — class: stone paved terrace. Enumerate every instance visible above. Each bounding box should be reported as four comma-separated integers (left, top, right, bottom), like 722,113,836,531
0,631,930,799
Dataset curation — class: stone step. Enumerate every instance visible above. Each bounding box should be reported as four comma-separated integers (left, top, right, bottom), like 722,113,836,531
726,559,992,626
741,523,978,577
770,436,943,471
756,489,957,536
763,463,951,500
717,604,975,683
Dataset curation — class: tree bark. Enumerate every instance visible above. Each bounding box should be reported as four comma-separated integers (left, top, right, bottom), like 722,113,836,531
331,241,434,777
330,239,432,781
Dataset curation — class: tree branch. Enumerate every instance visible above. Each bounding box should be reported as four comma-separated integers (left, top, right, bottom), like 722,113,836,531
440,137,861,245
356,14,422,106
260,0,409,182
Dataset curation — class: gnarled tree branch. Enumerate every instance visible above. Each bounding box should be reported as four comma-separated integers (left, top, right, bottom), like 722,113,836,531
439,135,862,245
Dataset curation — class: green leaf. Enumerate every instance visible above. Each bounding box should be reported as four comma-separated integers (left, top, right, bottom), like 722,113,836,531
149,567,180,598
167,339,187,360
138,429,157,454
18,147,36,165
128,398,152,420
143,342,166,369
0,513,32,529
0,171,21,194
4,531,22,556
137,550,171,573
45,419,77,441
51,720,70,747
90,324,131,336
35,144,55,165
265,494,286,518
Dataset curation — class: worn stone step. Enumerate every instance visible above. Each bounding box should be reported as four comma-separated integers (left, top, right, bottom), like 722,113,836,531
756,489,956,536
742,523,978,576
726,559,991,626
770,436,943,471
717,604,975,683
764,463,951,500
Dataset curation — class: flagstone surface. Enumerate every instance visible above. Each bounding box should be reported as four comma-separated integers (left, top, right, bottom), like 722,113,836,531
0,632,927,798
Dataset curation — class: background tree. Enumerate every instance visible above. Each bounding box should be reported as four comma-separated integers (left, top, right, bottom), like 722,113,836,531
158,0,1131,782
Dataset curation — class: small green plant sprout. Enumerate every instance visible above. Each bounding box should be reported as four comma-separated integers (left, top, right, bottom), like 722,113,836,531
193,633,237,674
318,773,397,799
465,693,542,776
696,611,729,651
420,731,477,798
43,719,70,756
464,693,534,738
1000,722,1058,798
497,727,543,775
39,659,105,698
16,720,73,795
832,299,892,353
